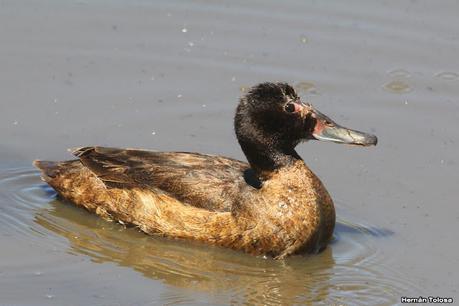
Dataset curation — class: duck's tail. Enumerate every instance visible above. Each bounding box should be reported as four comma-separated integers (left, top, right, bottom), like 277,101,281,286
33,159,82,185
33,159,110,208
33,160,61,183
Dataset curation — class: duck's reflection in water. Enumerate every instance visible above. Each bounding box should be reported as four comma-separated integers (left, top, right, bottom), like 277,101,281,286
35,199,336,305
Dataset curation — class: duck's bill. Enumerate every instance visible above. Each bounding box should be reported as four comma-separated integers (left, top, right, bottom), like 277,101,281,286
310,109,377,146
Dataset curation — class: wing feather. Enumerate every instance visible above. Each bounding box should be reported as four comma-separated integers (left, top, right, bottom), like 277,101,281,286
72,146,250,212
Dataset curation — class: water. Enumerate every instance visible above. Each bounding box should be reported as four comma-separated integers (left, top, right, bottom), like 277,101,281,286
1,0,459,305
0,167,419,305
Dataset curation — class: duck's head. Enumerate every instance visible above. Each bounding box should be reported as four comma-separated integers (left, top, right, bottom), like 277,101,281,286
235,82,377,173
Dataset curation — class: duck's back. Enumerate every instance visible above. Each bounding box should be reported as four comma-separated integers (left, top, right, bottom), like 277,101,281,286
36,146,250,212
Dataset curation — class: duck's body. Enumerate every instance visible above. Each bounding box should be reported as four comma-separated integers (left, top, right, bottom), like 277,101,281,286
34,82,376,258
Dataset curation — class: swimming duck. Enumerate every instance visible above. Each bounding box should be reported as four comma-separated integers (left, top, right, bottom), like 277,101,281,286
34,82,377,259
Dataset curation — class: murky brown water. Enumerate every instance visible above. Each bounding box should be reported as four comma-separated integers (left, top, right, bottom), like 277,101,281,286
1,0,458,305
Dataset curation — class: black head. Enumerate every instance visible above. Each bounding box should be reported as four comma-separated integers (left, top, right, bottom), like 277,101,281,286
234,82,377,174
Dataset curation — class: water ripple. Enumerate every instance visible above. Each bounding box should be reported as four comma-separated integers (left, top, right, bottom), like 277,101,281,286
435,71,459,80
383,80,412,93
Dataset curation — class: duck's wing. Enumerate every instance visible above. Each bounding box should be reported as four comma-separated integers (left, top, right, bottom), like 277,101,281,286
72,146,250,212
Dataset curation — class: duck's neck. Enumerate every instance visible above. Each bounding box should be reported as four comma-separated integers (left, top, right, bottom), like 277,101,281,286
238,139,303,180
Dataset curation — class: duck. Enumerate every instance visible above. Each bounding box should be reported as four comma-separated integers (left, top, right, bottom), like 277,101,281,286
34,82,377,259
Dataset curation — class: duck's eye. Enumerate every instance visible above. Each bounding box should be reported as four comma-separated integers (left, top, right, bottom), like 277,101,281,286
284,103,296,113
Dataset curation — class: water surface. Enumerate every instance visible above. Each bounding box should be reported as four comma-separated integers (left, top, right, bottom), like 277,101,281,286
1,0,458,305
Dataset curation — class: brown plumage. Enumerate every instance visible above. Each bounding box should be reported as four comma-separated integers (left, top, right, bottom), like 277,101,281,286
34,82,377,259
